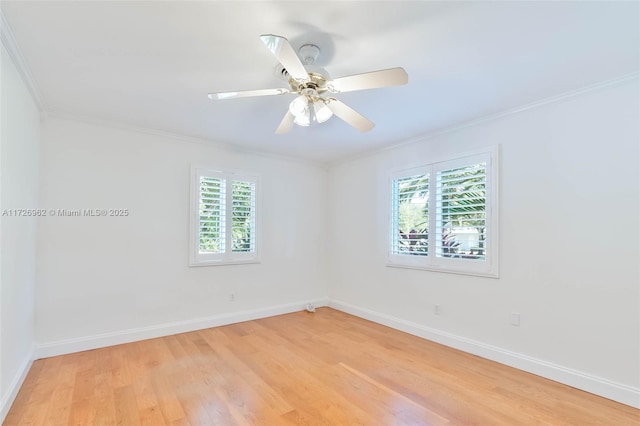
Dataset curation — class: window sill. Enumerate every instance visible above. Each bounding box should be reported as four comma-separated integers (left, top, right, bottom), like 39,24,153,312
386,262,499,279
189,258,261,267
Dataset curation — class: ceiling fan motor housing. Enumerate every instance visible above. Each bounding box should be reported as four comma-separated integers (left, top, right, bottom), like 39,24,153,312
291,73,330,96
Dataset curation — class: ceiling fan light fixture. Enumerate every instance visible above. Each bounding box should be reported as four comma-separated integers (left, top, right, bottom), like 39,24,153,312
289,95,333,127
293,112,311,127
289,94,309,115
289,95,311,126
313,99,333,124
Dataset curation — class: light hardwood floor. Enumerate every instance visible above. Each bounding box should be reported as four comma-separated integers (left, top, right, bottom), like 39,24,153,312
5,308,639,425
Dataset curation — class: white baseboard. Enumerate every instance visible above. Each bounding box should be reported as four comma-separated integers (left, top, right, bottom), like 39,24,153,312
34,298,328,359
0,346,34,424
329,299,640,409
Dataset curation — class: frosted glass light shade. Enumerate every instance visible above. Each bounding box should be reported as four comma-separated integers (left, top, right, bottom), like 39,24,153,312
289,95,308,116
288,95,333,127
294,114,311,126
289,95,311,127
313,100,333,123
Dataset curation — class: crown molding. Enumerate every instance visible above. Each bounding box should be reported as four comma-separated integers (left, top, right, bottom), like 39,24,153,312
45,109,328,170
0,9,44,111
328,72,640,168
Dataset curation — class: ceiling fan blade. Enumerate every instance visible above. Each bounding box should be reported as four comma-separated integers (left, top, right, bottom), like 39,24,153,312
329,67,408,93
326,99,375,132
260,34,309,82
208,88,290,100
275,111,295,134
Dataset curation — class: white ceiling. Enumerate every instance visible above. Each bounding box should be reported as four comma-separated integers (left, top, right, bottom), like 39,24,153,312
2,1,638,163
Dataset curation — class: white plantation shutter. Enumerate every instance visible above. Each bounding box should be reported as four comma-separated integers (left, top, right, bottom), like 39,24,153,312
191,167,258,266
391,173,429,256
199,175,225,253
231,180,256,253
388,148,498,277
435,162,487,260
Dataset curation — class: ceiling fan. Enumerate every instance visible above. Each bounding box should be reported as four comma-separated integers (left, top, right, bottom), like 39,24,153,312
207,34,408,134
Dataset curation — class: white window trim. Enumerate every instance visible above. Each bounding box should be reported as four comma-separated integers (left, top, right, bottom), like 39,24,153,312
387,146,499,278
189,165,260,267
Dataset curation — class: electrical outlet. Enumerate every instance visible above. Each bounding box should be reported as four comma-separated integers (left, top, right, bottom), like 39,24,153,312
434,304,442,315
510,312,520,326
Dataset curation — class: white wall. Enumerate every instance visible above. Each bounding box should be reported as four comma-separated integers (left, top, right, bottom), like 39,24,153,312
327,78,639,405
0,42,40,417
35,117,328,352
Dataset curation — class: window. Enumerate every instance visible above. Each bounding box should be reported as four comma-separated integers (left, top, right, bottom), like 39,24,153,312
389,148,498,277
190,167,258,266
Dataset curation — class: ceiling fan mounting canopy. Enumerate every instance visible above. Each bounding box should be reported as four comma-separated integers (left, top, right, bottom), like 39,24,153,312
298,43,320,65
208,34,408,134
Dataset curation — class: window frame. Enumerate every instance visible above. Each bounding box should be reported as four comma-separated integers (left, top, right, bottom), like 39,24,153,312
189,165,260,267
387,147,499,278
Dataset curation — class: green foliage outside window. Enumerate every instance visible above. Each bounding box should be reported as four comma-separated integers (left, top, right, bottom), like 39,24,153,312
396,175,429,255
438,163,486,259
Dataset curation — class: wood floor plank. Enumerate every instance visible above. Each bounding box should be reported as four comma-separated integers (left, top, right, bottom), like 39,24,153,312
113,385,141,426
336,362,451,425
92,370,117,425
4,308,639,425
